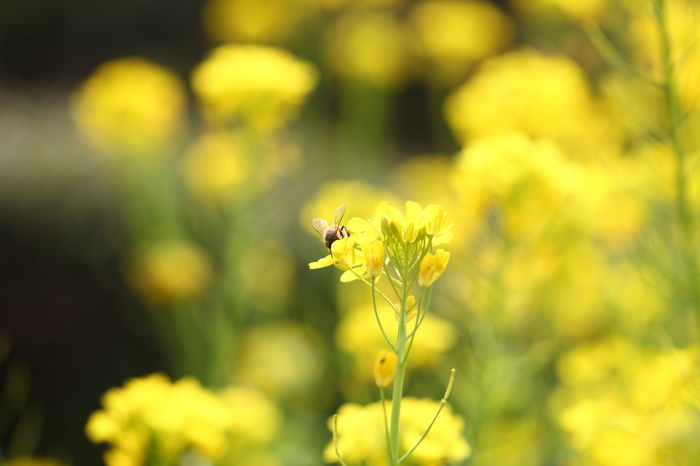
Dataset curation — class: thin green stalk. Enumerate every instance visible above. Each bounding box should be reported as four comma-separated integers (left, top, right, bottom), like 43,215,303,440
399,369,456,462
332,415,349,466
372,278,397,352
654,0,700,333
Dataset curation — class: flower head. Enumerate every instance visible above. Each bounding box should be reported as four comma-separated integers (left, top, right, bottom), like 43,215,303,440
73,57,185,156
419,249,450,287
192,45,317,132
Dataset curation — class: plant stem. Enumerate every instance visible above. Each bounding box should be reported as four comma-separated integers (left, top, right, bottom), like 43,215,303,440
654,0,700,335
388,251,411,465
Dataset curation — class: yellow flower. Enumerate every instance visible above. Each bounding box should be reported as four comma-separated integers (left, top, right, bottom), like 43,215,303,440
375,200,452,245
309,236,370,283
324,398,469,465
419,249,450,287
373,350,397,387
73,57,185,156
361,239,385,278
409,0,514,85
325,10,412,88
336,301,457,378
182,131,248,202
202,0,316,44
86,374,232,464
445,48,620,157
191,45,317,132
234,324,325,400
125,240,213,305
220,386,281,445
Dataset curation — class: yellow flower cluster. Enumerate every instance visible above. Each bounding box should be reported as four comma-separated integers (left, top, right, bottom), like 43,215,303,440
324,398,470,465
182,130,249,202
191,44,318,133
409,0,514,85
445,49,620,157
553,339,700,466
325,10,411,89
202,0,316,44
86,374,280,466
125,240,213,305
336,301,457,380
72,58,185,156
309,201,452,287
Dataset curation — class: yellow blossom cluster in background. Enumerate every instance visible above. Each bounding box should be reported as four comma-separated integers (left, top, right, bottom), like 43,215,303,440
85,374,280,466
325,398,469,466
72,58,185,156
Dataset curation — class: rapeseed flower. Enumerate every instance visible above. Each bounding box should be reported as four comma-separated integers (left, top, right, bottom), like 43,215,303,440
202,0,315,43
125,240,213,305
419,249,450,287
234,324,325,400
324,398,469,465
409,0,514,85
445,49,620,157
73,57,185,156
182,131,248,202
191,45,317,132
336,301,457,380
325,10,411,88
86,374,231,465
86,374,282,466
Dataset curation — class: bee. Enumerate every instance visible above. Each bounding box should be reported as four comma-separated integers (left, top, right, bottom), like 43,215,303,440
312,204,351,251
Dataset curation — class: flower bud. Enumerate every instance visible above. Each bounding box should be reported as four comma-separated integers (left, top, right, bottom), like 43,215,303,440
373,350,397,387
419,249,450,287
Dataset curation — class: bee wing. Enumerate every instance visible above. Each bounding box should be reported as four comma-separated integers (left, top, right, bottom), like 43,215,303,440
312,218,328,236
333,204,347,225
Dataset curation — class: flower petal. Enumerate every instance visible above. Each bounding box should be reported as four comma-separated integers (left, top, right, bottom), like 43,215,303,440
309,255,335,269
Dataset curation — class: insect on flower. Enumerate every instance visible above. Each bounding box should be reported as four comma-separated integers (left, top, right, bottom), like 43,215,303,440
312,204,351,251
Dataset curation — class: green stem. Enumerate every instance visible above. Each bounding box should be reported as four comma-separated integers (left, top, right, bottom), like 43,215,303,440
654,0,700,335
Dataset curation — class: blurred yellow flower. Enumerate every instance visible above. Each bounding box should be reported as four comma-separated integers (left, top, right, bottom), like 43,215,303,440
182,131,248,202
452,132,578,238
202,0,316,43
325,10,412,88
240,239,296,313
445,49,620,157
86,374,231,465
336,302,457,378
220,386,281,444
373,350,397,387
409,0,514,85
234,324,325,400
324,398,469,465
73,57,185,156
553,340,700,466
125,240,213,305
191,45,317,132
419,248,450,287
629,0,700,110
